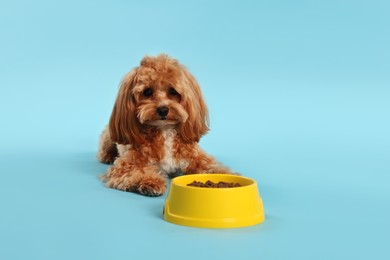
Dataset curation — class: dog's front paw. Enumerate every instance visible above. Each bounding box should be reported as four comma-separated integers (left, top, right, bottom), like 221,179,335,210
137,173,167,197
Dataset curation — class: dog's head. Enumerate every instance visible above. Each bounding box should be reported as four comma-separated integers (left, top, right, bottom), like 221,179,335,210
109,54,209,145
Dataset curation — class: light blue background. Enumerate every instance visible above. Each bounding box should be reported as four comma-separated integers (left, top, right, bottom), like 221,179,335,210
1,0,389,259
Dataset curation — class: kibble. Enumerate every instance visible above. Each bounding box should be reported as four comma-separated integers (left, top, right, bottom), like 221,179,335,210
187,180,241,188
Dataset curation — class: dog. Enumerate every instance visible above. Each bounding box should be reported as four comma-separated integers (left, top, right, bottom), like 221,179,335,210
97,54,232,196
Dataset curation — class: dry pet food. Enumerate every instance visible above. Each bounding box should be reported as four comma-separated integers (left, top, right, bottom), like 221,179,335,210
187,180,241,188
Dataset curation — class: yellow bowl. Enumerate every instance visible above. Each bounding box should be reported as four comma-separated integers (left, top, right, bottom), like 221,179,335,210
163,174,265,228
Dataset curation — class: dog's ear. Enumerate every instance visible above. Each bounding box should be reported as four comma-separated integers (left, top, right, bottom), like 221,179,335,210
178,66,209,143
109,69,145,145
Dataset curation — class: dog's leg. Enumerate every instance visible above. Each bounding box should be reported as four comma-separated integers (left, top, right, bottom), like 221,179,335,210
97,126,118,164
101,157,167,196
184,150,234,175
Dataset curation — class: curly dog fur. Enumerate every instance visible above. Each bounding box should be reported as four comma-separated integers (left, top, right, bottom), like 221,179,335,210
98,54,232,196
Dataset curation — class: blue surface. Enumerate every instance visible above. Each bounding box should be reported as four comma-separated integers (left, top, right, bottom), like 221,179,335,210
1,1,389,259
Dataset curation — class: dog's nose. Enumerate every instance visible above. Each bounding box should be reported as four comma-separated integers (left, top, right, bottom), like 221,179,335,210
157,106,169,118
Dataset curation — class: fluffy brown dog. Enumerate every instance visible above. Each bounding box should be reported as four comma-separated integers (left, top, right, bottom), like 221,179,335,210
98,54,232,196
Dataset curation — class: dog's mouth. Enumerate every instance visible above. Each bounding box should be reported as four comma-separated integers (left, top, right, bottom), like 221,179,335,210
145,119,178,126
137,103,188,126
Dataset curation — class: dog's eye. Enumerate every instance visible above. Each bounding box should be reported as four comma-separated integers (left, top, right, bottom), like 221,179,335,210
168,87,178,96
143,88,153,97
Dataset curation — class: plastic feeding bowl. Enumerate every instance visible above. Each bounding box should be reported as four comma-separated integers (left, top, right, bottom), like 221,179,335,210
163,174,265,228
